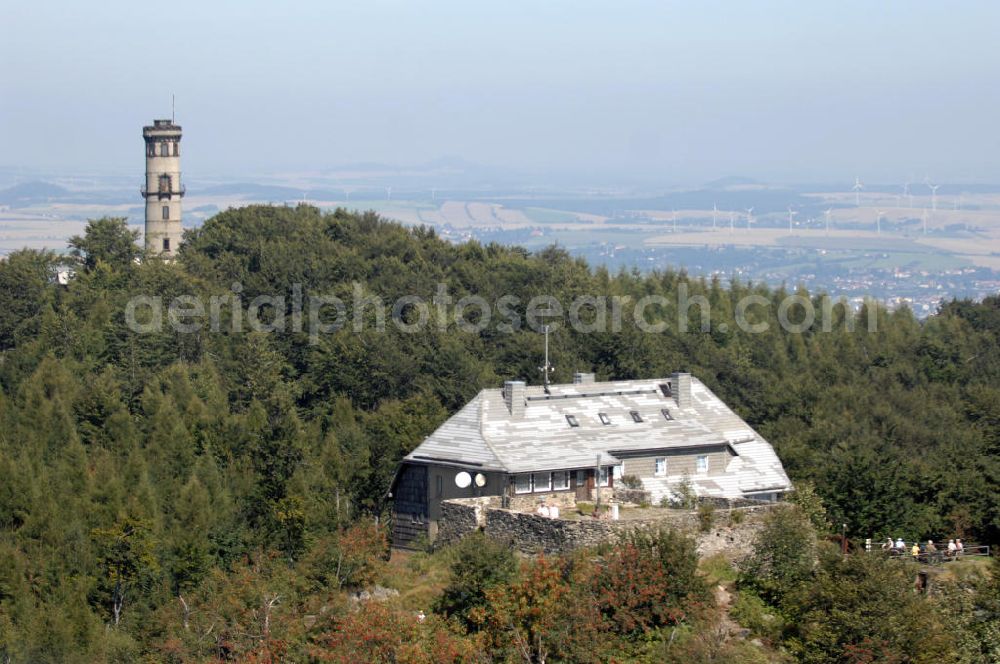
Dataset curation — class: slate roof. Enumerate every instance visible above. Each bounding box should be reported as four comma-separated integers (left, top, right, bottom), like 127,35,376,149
404,375,792,497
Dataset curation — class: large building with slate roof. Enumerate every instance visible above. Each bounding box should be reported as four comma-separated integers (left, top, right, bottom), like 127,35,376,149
390,372,792,547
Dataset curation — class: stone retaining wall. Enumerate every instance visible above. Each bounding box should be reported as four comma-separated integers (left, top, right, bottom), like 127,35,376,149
436,496,495,547
436,497,775,558
485,508,620,553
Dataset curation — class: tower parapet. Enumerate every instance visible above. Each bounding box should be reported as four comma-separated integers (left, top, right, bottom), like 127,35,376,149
142,119,184,256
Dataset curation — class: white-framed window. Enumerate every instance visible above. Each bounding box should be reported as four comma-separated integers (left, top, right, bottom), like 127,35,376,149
598,466,610,487
598,412,611,425
655,457,667,477
533,472,552,492
552,471,570,491
696,455,709,473
514,474,533,494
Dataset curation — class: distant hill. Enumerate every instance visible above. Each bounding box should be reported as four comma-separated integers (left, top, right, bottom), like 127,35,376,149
0,181,70,206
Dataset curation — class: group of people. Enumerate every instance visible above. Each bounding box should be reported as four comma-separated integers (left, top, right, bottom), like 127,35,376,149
882,537,965,560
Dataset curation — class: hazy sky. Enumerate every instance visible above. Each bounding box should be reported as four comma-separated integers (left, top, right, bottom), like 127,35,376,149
2,1,999,185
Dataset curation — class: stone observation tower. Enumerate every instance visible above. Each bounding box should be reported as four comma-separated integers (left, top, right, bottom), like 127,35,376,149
141,119,184,257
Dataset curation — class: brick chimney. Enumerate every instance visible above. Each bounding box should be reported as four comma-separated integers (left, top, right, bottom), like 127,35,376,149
573,372,595,385
504,380,526,418
670,371,692,408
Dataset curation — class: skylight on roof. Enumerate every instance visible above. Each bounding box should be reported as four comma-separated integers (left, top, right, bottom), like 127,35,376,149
566,414,580,427
659,383,672,397
598,412,611,425
661,408,673,421
630,411,643,423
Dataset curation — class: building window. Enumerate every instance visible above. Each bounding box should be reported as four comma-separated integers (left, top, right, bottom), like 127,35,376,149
659,382,672,397
655,457,667,476
147,143,155,157
160,142,169,157
162,205,169,220
173,142,179,156
552,471,570,491
159,174,171,193
514,474,532,494
576,469,586,486
598,412,611,425
598,466,610,487
533,472,551,492
696,455,709,473
661,408,673,421
565,414,579,427
162,238,170,252
630,411,643,423
436,475,443,497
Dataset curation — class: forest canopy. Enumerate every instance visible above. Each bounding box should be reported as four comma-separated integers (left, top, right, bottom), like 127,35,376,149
0,205,998,660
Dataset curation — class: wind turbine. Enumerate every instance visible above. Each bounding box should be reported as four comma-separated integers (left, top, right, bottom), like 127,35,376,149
431,187,437,200
787,206,797,233
745,207,755,232
875,209,884,235
729,211,735,234
902,182,912,208
925,179,939,211
712,203,718,230
922,208,929,235
853,176,864,207
824,208,833,235
672,209,677,233
386,186,392,200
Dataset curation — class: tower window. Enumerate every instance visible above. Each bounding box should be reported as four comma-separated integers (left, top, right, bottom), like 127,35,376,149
162,205,169,220
159,174,171,193
173,142,179,156
147,143,155,157
160,142,169,157
162,238,170,252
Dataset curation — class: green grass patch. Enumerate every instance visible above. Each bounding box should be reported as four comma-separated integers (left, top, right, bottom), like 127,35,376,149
698,553,738,586
523,207,580,224
382,548,455,612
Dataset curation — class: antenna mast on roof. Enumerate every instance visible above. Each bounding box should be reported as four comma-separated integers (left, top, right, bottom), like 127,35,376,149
539,325,554,393
171,94,175,123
